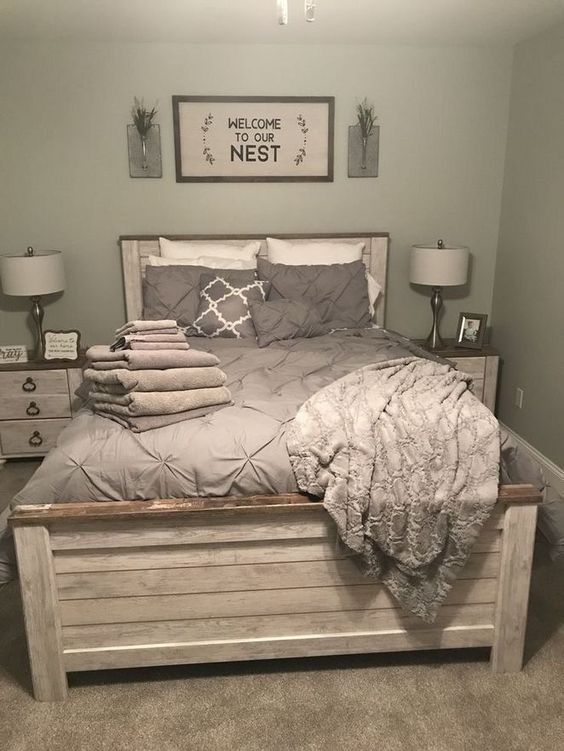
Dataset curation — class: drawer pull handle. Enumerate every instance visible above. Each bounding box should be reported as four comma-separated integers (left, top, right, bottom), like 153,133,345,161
29,431,43,447
26,401,40,416
22,377,37,392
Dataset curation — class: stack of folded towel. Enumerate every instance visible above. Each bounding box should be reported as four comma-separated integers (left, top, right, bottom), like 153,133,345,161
83,320,232,432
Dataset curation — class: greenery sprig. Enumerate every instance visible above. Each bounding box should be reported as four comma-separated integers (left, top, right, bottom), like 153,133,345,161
131,98,158,138
357,99,377,139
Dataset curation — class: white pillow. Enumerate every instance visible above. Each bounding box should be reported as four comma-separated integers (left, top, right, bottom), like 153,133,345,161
147,255,256,270
159,237,260,263
266,237,365,265
366,272,382,317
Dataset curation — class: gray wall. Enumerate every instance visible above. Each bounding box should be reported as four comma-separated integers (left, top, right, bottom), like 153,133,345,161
0,41,512,347
492,24,564,466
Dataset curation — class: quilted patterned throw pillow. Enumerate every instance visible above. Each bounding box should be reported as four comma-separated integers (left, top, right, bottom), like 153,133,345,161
192,275,271,338
249,298,328,347
143,266,256,327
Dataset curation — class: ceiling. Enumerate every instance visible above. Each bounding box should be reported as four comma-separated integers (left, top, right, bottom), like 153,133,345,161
1,0,564,46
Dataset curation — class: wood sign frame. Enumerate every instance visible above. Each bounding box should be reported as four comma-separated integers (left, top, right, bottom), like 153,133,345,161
172,96,334,183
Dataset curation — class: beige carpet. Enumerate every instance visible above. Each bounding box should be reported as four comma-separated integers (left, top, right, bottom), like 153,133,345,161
0,461,562,751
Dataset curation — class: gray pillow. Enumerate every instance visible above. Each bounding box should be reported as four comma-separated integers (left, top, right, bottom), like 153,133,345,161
249,298,328,348
143,266,256,327
256,257,370,329
192,274,270,338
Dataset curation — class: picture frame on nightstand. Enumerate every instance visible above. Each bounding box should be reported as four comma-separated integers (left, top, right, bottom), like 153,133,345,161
455,312,487,349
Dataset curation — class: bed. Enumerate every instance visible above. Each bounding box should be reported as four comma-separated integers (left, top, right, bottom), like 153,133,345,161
8,232,541,702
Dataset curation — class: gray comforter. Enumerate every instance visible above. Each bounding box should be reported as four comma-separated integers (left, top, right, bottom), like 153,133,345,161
11,328,435,505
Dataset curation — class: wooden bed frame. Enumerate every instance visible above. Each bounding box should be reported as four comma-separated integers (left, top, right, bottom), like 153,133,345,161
8,233,542,701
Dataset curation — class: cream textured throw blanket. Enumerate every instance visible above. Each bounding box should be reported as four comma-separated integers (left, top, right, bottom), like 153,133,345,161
287,356,500,622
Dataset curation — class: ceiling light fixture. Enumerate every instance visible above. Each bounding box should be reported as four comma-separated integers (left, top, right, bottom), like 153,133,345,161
277,0,288,25
305,0,316,22
276,0,316,25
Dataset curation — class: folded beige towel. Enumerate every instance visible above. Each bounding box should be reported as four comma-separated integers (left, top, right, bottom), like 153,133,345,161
95,403,228,432
92,386,232,416
110,331,187,351
115,319,177,336
128,341,190,351
86,346,219,370
84,366,226,392
86,345,123,362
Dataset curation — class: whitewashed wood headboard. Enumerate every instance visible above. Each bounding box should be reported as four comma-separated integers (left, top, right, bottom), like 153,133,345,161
118,233,389,326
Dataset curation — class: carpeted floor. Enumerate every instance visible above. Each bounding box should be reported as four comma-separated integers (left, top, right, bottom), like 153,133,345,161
0,460,562,751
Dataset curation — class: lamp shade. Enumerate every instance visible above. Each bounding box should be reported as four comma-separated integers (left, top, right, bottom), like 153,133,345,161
0,250,65,297
409,244,469,287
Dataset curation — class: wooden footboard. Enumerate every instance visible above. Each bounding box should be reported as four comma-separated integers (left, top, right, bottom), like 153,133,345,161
9,485,541,701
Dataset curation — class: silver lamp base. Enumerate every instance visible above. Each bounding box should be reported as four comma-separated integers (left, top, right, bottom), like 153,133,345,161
425,286,445,350
30,296,45,361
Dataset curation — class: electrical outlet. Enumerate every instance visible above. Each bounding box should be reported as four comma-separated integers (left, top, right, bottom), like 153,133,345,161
515,387,524,409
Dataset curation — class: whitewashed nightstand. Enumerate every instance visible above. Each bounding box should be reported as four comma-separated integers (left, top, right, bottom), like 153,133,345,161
0,357,84,459
416,340,500,413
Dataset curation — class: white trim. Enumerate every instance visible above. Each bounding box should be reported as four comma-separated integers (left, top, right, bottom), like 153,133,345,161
500,423,564,498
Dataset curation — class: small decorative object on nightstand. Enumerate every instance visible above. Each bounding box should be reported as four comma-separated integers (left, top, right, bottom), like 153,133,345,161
0,356,85,459
43,330,81,362
0,246,65,361
455,312,487,349
410,240,469,350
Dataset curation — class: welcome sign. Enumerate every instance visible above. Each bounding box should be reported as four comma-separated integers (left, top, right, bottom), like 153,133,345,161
173,96,334,182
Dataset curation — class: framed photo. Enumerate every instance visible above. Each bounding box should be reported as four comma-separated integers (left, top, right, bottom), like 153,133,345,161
172,96,334,183
43,330,81,362
455,313,487,349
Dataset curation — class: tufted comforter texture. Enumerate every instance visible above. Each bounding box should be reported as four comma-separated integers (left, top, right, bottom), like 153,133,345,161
11,329,435,505
287,356,500,621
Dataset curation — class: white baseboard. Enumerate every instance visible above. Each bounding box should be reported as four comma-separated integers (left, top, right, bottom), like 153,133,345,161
500,423,564,498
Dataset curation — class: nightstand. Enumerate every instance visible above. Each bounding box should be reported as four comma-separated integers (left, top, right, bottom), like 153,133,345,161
416,340,499,413
0,357,85,459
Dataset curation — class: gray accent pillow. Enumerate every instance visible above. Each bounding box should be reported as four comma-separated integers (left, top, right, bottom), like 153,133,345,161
192,275,270,338
256,257,370,329
143,266,256,327
249,298,328,348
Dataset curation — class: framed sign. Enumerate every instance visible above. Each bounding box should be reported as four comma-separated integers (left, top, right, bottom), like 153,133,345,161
172,96,334,182
43,330,81,362
0,345,28,364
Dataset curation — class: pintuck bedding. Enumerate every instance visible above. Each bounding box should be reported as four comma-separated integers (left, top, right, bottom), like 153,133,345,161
12,328,431,506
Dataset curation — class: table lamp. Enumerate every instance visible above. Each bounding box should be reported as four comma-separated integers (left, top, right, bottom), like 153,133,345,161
409,239,469,350
0,246,65,360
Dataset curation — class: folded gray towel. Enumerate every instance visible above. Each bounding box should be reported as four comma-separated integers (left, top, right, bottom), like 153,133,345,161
96,403,228,432
84,366,227,392
86,346,219,370
115,319,177,336
92,386,232,416
110,331,187,351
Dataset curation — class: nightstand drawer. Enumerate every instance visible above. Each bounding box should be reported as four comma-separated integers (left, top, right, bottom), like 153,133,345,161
0,394,71,420
448,357,485,378
0,418,70,455
0,369,68,396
